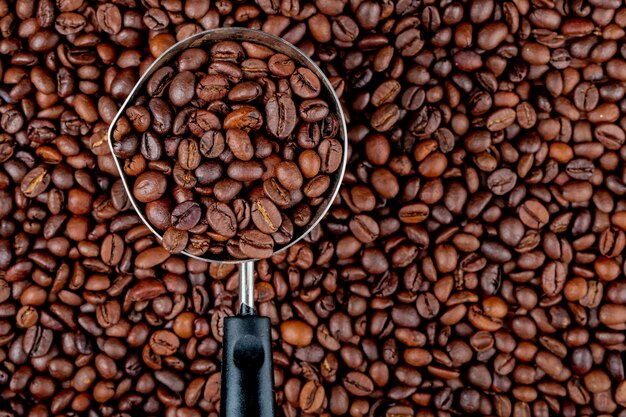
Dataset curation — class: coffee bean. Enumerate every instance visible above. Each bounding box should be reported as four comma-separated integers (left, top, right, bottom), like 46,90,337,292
268,53,295,77
299,99,329,123
206,201,237,238
515,101,536,129
486,108,516,131
239,229,274,259
150,330,179,356
261,178,289,207
169,71,196,107
132,171,167,203
100,233,124,266
519,200,550,229
398,203,429,223
595,123,625,150
565,158,594,180
223,106,263,131
226,129,254,161
140,132,162,161
228,81,262,102
318,138,343,174
227,161,264,182
178,48,209,71
304,175,331,198
23,325,53,357
251,198,282,234
343,371,374,396
487,168,517,195
199,130,226,159
290,68,321,98
211,41,245,63
299,381,325,413
96,3,122,34
349,215,379,243
196,74,229,102
280,320,313,346
265,93,297,139
299,150,321,178
574,82,599,111
395,28,424,57
177,138,201,170
148,98,173,135
171,201,201,231
161,227,189,254
6,2,626,415
371,103,400,132
276,161,303,191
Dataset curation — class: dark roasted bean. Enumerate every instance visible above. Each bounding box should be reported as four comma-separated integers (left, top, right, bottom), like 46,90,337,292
3,2,626,416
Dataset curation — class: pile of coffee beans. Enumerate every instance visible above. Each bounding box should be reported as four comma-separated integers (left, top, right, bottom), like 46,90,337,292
2,0,626,416
111,38,343,260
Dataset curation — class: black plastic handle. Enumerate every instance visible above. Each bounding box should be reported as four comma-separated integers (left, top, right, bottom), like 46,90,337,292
220,315,275,417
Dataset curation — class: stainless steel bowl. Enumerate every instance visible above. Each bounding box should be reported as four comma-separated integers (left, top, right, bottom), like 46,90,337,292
107,27,348,265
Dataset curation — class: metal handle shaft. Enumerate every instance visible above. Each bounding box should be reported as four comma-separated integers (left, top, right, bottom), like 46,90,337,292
239,261,255,315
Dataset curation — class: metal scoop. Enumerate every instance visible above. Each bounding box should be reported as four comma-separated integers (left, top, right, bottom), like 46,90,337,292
107,28,348,417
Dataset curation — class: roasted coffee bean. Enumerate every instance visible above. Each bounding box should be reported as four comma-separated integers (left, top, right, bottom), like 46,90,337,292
161,227,189,254
227,161,264,182
140,132,162,161
299,381,325,413
21,166,50,198
132,171,167,203
239,229,274,259
264,178,291,207
299,150,321,178
196,74,230,102
206,201,237,238
304,175,331,198
228,81,263,102
265,94,297,141
566,159,594,180
169,71,196,107
177,138,201,170
199,130,226,159
23,326,54,357
147,66,176,97
371,104,400,132
5,1,626,416
226,129,254,161
251,198,282,234
100,233,124,266
276,161,303,191
290,68,321,98
223,106,263,131
268,53,295,77
343,372,374,396
299,99,329,123
149,330,179,356
170,201,201,231
487,169,517,195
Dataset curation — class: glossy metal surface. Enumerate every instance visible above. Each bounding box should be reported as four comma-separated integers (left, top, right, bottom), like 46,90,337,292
239,261,255,312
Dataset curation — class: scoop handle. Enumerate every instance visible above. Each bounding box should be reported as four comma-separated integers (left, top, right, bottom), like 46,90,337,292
220,315,275,417
220,261,275,417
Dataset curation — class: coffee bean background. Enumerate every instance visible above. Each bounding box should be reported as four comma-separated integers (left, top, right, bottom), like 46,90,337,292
1,1,626,416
